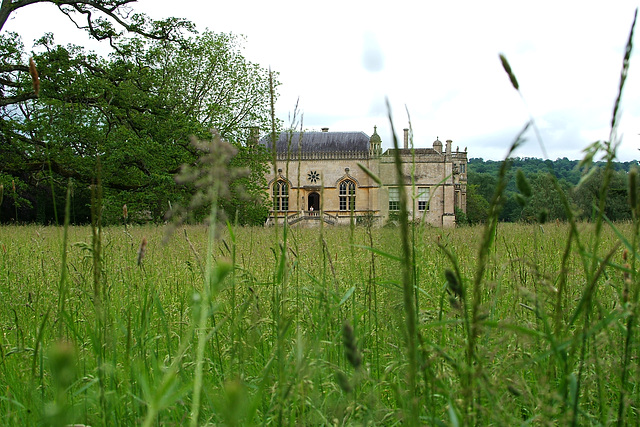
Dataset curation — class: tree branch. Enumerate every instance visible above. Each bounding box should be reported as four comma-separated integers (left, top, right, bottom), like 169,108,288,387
0,91,37,106
0,0,47,32
0,64,29,73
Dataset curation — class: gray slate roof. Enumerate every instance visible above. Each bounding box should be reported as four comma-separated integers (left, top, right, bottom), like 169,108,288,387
261,131,370,153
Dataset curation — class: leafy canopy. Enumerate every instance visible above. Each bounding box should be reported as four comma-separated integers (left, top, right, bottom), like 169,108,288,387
0,1,278,225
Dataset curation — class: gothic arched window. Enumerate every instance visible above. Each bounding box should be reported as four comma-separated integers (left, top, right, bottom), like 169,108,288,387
339,180,356,211
273,181,289,211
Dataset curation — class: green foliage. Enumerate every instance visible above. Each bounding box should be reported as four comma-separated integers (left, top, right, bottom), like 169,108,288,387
573,166,633,221
454,206,469,225
515,168,532,198
464,183,489,224
0,28,277,224
520,172,570,222
468,158,639,222
220,141,271,226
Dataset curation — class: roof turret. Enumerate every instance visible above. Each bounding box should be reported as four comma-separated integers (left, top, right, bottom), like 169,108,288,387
433,137,443,154
370,126,381,145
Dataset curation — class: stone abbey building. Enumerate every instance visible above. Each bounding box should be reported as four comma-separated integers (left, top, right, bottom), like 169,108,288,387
263,127,467,227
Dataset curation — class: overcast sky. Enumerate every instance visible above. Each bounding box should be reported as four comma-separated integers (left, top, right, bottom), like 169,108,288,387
5,1,640,161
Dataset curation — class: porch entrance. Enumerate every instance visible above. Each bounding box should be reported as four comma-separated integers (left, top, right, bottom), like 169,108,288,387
308,192,320,212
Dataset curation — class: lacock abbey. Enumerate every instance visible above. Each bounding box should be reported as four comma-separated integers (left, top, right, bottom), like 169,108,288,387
262,127,468,227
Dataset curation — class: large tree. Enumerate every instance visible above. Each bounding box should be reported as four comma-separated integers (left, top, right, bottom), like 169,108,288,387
0,0,192,107
0,3,277,224
0,0,189,222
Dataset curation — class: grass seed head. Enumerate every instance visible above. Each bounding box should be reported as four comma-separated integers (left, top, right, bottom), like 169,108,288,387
29,57,40,96
507,384,522,397
623,250,631,304
499,53,520,91
335,371,352,393
166,130,247,239
516,169,532,198
445,269,462,297
342,322,362,370
137,237,147,266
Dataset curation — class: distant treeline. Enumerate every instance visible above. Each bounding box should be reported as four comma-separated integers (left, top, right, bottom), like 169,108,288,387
464,157,640,224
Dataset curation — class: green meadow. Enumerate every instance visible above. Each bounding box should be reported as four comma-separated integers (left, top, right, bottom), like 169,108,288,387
0,7,638,426
0,221,638,425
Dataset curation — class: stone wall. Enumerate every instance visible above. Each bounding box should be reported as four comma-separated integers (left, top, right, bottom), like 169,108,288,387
269,156,380,216
265,138,467,228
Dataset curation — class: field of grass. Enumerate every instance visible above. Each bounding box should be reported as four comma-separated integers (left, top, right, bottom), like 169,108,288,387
1,13,638,425
0,220,638,425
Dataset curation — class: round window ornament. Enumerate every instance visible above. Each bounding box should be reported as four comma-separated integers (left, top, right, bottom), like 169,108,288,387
308,170,319,184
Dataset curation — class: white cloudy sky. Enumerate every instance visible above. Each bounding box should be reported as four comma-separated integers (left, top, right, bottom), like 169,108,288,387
5,0,640,161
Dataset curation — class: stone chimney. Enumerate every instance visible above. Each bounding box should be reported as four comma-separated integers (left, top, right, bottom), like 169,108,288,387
446,139,452,155
403,128,409,149
321,127,329,132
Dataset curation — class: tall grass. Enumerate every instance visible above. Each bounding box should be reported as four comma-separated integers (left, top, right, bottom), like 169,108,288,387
0,11,639,426
0,218,638,424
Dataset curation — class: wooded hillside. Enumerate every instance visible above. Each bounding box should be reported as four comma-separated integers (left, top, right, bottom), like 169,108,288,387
465,157,639,224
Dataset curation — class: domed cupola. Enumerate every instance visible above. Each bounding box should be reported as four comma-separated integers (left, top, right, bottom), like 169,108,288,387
433,137,443,154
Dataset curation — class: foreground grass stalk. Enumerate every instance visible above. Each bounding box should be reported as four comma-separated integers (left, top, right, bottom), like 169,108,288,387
56,181,72,335
463,121,528,422
89,161,109,424
269,69,279,242
12,179,17,222
176,130,240,425
190,195,219,427
576,13,636,425
387,101,418,425
618,170,640,425
366,219,380,381
406,118,422,342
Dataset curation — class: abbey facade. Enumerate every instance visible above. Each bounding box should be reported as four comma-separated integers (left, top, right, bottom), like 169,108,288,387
263,127,467,227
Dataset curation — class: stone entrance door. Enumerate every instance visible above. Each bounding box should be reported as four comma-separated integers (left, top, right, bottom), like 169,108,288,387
308,192,320,212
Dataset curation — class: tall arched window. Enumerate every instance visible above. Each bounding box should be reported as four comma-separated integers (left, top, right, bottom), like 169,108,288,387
273,181,289,211
339,180,356,211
